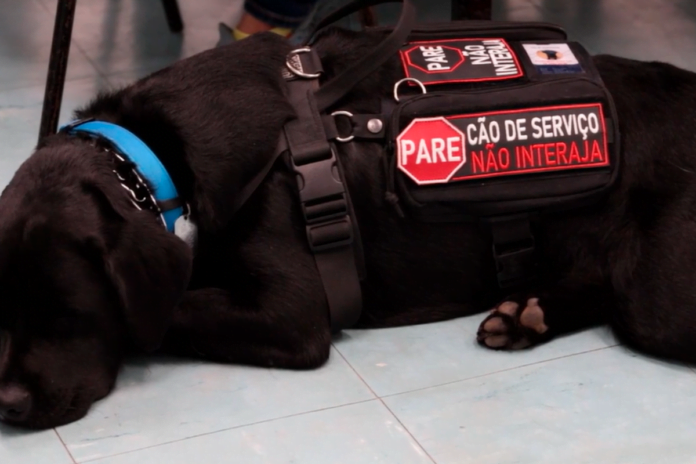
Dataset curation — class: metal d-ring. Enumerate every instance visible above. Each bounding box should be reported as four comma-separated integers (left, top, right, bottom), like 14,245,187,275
331,111,355,142
285,47,322,79
393,78,427,102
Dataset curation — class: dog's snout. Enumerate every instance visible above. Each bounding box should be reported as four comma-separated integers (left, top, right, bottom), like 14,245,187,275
0,384,32,422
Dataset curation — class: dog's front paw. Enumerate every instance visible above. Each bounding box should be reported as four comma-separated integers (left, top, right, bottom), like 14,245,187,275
476,297,549,350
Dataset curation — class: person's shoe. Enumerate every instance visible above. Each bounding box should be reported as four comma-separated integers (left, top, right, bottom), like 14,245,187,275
216,22,293,47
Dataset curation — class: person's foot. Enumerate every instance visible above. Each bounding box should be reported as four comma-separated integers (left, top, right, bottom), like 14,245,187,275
217,13,292,47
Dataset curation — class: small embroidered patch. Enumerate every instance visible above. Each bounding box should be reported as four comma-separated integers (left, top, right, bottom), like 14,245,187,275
399,38,523,85
522,43,584,74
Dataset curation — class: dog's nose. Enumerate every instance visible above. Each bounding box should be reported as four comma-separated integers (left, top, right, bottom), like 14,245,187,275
0,384,32,422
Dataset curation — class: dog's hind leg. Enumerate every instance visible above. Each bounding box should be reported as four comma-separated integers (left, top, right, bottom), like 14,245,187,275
605,199,696,363
476,287,610,350
160,287,332,369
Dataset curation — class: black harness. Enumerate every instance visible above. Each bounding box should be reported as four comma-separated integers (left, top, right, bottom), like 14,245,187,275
240,0,620,333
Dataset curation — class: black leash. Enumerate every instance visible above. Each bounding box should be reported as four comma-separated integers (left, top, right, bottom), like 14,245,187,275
307,0,416,112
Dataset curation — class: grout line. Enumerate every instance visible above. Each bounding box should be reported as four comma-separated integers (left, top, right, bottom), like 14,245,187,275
54,428,78,464
80,398,377,463
333,345,437,463
70,41,112,85
332,343,379,399
379,399,438,464
380,343,620,400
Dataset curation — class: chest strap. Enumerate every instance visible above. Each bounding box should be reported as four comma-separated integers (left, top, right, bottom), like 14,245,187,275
281,0,415,332
226,0,415,332
282,56,365,333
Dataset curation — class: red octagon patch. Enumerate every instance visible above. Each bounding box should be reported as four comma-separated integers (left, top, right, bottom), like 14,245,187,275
396,117,467,185
403,45,465,74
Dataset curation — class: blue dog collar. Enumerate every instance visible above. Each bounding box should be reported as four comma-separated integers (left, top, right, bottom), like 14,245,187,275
60,119,184,232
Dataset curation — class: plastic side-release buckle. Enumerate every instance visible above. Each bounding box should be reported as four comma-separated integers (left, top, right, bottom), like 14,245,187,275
289,147,354,253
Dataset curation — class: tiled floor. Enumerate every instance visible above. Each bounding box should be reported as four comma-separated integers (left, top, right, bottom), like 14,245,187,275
2,0,696,463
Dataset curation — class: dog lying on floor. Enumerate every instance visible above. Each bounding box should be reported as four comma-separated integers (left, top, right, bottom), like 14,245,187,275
1,27,696,429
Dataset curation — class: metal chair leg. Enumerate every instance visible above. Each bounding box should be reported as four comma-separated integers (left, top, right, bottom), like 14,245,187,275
452,0,492,20
38,0,77,143
161,0,184,33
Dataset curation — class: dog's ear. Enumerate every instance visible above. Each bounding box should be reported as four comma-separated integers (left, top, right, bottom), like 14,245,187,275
104,213,192,352
87,181,193,352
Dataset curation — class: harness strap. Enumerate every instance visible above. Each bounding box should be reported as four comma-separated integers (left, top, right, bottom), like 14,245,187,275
488,214,537,288
229,0,415,331
323,113,388,141
157,197,185,212
229,137,288,215
274,0,415,332
283,51,364,333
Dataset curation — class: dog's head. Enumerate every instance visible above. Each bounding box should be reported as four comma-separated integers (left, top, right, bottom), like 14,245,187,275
0,138,192,428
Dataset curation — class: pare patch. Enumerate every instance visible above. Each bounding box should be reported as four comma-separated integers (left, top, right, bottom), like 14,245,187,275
396,103,609,185
399,38,523,86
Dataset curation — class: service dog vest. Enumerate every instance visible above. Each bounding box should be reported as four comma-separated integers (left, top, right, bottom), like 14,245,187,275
387,22,619,222
246,0,620,332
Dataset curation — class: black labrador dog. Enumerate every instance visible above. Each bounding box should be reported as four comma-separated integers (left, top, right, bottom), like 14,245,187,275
1,29,696,429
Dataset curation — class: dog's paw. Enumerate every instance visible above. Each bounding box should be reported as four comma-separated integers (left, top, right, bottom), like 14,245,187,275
476,297,549,350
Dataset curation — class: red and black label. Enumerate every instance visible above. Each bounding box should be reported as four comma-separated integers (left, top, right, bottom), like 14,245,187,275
396,103,609,185
399,38,524,86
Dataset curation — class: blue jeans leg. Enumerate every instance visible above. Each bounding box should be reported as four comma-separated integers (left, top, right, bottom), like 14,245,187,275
244,0,321,28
